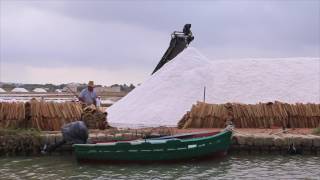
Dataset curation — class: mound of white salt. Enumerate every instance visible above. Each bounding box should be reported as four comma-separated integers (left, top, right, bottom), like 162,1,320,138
107,47,320,127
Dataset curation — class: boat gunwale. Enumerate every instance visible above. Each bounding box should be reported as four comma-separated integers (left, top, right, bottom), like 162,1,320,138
73,130,232,147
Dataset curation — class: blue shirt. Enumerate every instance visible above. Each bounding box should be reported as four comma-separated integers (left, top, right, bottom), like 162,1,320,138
79,88,97,105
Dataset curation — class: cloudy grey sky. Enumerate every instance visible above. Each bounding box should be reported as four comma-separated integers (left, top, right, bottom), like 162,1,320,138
1,0,319,85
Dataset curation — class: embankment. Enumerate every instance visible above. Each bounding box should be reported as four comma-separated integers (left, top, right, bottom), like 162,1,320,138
1,128,319,156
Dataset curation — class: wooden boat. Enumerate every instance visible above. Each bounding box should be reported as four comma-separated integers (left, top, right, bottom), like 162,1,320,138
73,130,233,162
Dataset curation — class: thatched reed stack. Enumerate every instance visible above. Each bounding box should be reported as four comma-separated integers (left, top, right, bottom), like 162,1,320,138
29,101,82,130
0,101,83,131
0,102,26,128
178,101,320,129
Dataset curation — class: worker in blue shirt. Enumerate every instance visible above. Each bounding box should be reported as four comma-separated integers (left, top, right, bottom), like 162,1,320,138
79,81,97,106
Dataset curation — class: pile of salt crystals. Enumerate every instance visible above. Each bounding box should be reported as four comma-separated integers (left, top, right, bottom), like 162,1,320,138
107,47,320,127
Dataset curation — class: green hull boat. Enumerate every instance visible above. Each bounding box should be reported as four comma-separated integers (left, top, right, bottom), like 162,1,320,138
73,130,233,162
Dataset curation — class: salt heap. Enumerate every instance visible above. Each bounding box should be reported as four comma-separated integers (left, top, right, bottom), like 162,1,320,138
107,47,320,127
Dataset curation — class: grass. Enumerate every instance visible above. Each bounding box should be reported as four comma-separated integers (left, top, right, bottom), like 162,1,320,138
312,127,320,135
0,128,41,137
0,128,43,155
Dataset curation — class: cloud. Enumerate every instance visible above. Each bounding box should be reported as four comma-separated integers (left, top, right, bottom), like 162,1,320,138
1,3,169,69
1,62,145,85
1,0,319,84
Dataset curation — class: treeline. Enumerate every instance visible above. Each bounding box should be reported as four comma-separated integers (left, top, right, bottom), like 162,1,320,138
0,83,136,92
1,83,63,92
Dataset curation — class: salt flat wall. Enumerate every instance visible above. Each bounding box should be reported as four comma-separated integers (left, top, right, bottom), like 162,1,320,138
107,47,320,127
178,101,320,128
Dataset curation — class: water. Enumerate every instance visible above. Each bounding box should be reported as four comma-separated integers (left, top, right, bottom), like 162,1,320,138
0,154,319,180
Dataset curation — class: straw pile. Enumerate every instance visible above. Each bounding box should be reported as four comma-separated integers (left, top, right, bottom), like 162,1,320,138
82,105,109,130
0,101,83,131
178,101,320,128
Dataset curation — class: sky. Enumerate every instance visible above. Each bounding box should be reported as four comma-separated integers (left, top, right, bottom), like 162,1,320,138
1,0,319,85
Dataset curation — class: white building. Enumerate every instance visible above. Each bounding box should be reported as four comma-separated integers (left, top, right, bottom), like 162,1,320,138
11,88,29,93
33,88,47,93
95,86,121,93
55,89,62,93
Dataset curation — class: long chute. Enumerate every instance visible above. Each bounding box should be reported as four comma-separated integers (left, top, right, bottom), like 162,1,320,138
151,24,194,75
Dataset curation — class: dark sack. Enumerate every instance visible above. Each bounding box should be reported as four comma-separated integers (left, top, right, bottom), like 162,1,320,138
61,121,88,144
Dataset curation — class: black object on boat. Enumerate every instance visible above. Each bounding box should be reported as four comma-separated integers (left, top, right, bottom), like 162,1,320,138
61,121,88,144
287,143,302,155
151,24,194,75
42,121,88,154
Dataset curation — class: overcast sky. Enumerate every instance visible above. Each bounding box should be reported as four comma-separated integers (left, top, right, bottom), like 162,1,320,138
1,0,319,85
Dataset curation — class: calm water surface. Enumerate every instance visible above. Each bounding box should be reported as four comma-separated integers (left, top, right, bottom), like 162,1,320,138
0,154,319,180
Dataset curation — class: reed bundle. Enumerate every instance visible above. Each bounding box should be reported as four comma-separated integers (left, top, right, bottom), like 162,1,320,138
82,105,108,130
0,102,25,128
30,100,83,131
0,101,83,131
178,101,320,129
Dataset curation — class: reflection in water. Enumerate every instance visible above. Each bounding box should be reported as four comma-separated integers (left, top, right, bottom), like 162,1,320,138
0,154,319,179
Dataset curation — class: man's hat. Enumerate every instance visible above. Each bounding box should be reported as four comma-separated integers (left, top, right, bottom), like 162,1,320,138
88,81,94,87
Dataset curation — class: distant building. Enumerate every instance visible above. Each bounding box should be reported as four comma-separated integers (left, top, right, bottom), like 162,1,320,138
0,88,6,93
11,87,29,93
33,88,47,93
95,86,121,93
62,83,78,93
55,89,62,93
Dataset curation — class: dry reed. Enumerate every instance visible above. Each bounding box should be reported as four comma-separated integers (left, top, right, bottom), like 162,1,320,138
178,101,320,129
0,100,83,131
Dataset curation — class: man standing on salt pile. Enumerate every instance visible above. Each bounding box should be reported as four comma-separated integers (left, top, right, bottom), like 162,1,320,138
79,81,97,106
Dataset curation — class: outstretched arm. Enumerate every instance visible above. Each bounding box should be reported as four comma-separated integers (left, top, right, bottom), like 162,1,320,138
78,90,85,103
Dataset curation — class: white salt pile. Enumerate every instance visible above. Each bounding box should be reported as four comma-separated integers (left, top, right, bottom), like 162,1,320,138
107,47,320,127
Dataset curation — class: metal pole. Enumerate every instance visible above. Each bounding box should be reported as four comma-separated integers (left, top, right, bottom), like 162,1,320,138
203,86,206,102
